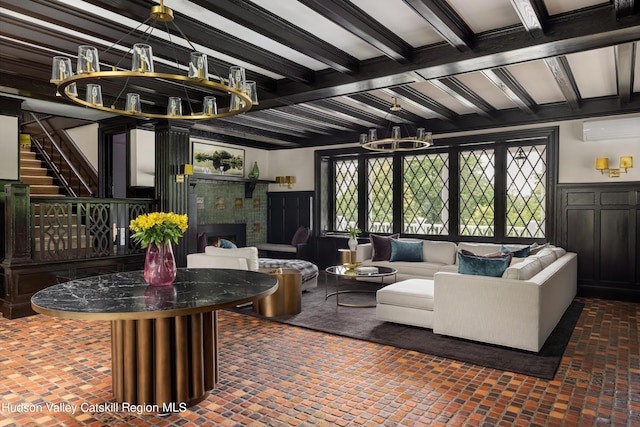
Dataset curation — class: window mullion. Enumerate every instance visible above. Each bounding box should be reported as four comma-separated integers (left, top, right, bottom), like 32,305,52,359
494,143,507,240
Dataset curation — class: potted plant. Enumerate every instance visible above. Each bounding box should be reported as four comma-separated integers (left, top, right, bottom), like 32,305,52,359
345,225,361,251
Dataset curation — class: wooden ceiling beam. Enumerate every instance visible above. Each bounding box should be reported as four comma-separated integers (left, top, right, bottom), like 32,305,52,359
298,0,413,63
481,68,537,115
189,0,359,74
402,0,473,51
257,6,640,108
509,0,548,38
543,56,581,110
615,42,636,104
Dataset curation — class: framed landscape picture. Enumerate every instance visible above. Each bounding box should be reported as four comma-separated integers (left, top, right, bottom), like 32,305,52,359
192,141,245,176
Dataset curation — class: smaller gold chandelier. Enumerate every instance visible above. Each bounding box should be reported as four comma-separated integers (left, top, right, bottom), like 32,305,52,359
359,97,433,152
50,0,256,120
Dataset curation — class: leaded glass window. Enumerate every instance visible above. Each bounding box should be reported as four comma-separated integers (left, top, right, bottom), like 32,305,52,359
459,149,495,237
506,145,547,238
335,159,358,231
403,153,450,235
367,157,393,233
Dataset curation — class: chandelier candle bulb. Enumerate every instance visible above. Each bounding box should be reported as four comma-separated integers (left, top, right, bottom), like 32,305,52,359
86,84,103,106
168,97,182,116
132,44,154,72
203,96,217,115
77,45,99,74
125,93,141,113
189,52,208,79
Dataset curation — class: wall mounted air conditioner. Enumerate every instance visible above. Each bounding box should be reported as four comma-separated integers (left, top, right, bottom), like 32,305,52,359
583,117,640,141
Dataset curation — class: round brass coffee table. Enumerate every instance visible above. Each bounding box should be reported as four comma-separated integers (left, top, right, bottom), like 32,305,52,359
325,265,397,308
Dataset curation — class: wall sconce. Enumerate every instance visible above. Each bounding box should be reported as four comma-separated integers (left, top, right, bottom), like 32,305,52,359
596,156,633,178
175,163,193,183
275,176,295,189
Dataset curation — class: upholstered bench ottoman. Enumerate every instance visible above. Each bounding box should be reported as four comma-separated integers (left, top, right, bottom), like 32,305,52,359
376,279,434,328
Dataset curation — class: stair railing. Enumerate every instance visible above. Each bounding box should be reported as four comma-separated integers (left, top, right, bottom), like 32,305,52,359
29,112,94,197
29,195,157,262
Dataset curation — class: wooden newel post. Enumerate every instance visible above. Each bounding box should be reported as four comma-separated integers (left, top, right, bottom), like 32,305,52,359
4,183,31,263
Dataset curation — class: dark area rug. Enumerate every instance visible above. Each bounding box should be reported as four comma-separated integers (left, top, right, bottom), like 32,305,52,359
231,280,584,380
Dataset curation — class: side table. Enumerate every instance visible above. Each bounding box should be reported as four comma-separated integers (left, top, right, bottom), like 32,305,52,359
254,268,302,316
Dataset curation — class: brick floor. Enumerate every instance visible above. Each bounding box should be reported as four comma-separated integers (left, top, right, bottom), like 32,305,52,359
0,297,637,426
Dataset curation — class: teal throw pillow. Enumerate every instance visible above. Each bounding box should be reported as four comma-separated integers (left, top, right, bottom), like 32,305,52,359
389,239,423,262
501,245,530,258
458,252,511,277
218,239,238,249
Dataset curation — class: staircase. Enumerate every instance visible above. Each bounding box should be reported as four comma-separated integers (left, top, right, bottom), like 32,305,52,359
19,144,91,257
19,145,61,196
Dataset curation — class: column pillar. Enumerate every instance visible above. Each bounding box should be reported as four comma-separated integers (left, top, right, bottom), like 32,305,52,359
154,121,192,267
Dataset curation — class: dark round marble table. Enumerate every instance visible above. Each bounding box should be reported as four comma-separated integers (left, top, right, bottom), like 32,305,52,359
31,268,277,411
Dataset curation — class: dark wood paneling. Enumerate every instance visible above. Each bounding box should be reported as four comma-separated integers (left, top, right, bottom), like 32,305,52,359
566,209,595,281
600,210,631,283
558,183,639,302
266,191,313,244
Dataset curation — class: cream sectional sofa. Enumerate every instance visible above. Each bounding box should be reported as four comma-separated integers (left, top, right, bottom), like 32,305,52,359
356,239,577,352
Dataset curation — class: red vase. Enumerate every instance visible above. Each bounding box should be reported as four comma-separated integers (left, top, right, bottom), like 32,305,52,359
143,241,177,286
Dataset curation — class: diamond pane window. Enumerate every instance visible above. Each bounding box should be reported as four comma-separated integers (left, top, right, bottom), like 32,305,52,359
367,157,393,233
506,145,547,238
459,149,495,236
335,159,359,231
403,153,450,235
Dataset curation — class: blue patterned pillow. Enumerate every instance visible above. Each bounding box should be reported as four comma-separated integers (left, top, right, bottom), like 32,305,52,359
458,252,511,277
389,239,423,262
501,245,530,258
218,239,238,249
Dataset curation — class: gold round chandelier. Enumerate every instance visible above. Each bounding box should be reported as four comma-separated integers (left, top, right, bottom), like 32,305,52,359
359,97,433,152
50,1,256,120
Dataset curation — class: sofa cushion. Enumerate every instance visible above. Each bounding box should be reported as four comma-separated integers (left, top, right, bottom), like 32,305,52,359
456,242,503,260
218,238,238,249
205,245,259,271
370,233,399,261
187,253,248,270
376,279,434,310
422,240,458,265
290,226,310,246
501,244,531,258
390,239,423,262
530,247,557,268
457,252,511,277
502,257,543,280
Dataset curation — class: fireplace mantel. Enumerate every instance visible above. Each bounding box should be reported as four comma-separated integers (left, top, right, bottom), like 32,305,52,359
189,174,274,198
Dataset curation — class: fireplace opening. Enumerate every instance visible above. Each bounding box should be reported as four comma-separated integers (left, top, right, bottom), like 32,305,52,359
197,223,246,251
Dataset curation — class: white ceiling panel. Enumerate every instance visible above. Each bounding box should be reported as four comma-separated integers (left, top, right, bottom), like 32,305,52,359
456,72,518,110
446,0,520,32
505,60,565,105
249,0,382,61
350,0,443,47
566,47,618,98
543,0,607,15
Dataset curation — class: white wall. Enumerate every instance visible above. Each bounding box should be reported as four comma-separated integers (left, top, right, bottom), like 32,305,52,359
130,128,155,187
0,115,19,180
66,123,98,170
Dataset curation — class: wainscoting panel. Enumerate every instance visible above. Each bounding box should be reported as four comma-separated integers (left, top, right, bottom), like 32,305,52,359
558,183,639,301
266,192,313,244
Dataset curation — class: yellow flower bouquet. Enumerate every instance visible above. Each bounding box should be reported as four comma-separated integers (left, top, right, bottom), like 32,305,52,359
129,212,188,248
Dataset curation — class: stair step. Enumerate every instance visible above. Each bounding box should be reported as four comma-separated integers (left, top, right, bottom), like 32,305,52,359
33,214,77,226
20,151,37,160
21,158,42,168
20,175,54,185
20,167,48,176
29,185,60,195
